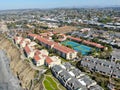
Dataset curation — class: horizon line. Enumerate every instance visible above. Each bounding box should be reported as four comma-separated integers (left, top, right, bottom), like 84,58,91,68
0,5,120,11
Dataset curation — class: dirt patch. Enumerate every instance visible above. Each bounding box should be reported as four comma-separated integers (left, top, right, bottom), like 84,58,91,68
53,26,77,33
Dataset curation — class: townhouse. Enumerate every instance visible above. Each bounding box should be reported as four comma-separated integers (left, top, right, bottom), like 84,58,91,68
14,36,23,45
28,34,77,60
14,36,32,48
24,45,35,58
33,50,47,66
89,85,104,90
111,50,120,61
14,37,35,57
19,38,31,48
51,62,103,90
45,56,61,68
69,68,85,79
81,56,120,78
14,36,62,68
57,34,67,42
78,75,96,88
67,36,104,49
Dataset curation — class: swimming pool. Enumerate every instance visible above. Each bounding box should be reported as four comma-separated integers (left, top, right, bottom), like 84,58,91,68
61,40,92,55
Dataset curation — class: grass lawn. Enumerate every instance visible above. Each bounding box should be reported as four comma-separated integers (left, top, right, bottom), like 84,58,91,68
60,57,68,63
43,76,59,90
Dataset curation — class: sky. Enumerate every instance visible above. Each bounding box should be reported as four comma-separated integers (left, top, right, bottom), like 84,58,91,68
0,0,120,10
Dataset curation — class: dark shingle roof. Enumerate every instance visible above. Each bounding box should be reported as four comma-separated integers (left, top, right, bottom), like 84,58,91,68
67,78,87,90
89,85,103,90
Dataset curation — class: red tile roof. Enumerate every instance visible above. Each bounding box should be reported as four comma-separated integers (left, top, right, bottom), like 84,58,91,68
46,56,53,64
34,55,41,61
28,33,38,38
24,45,31,54
54,44,75,53
14,37,23,43
19,38,24,45
36,36,54,46
83,40,104,49
35,50,41,55
34,50,47,62
67,36,104,49
67,36,82,42
37,36,75,53
28,34,76,54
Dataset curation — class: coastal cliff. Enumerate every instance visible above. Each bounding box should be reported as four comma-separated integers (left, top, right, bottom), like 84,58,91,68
0,35,42,90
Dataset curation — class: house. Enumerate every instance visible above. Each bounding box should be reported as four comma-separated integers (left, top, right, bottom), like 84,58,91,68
89,85,104,90
45,56,61,68
111,50,120,61
113,68,120,78
14,36,50,67
82,40,104,49
28,34,77,60
116,26,120,30
51,63,103,90
47,23,58,28
52,65,63,78
33,50,46,66
114,23,120,26
95,65,112,76
28,41,37,47
78,19,83,23
67,36,104,49
58,70,72,86
78,75,97,88
40,49,49,56
53,44,77,60
61,62,75,71
14,37,23,45
58,34,67,41
67,36,82,43
81,56,120,78
104,25,116,29
66,78,87,90
14,37,32,48
70,68,85,79
24,45,35,58
19,38,31,48
40,32,53,40
80,28,90,32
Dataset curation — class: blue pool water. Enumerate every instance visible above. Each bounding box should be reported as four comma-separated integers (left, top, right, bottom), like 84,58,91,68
61,40,92,55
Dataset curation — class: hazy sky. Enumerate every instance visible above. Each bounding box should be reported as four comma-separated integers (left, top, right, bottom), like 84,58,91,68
0,0,120,10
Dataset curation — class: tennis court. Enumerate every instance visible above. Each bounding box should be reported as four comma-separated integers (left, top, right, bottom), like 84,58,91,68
61,40,92,55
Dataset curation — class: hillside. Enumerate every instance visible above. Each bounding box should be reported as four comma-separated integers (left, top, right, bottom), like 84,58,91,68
0,34,42,90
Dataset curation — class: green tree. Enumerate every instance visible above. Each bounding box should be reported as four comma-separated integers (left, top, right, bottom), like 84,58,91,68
34,29,38,34
77,52,82,58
